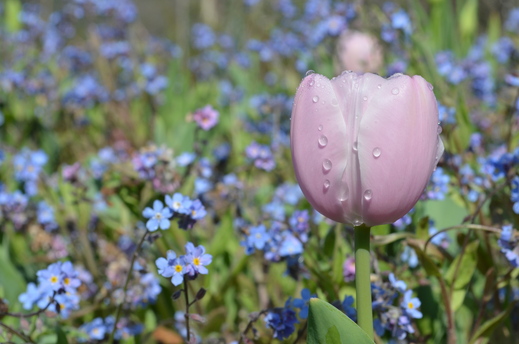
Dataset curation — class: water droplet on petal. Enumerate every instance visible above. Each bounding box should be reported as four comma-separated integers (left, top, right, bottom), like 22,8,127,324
377,84,382,89
306,70,315,77
318,135,328,147
309,79,315,86
322,159,332,171
437,125,442,134
318,125,323,131
316,83,321,87
353,219,362,226
372,147,381,158
323,180,330,190
339,184,349,202
312,96,319,103
363,96,368,101
427,83,434,90
331,98,338,106
364,189,372,200
391,88,399,95
353,142,358,151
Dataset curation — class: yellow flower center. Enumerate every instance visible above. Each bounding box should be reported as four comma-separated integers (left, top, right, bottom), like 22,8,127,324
50,276,58,283
64,277,70,285
173,201,181,209
193,258,201,266
408,302,414,309
174,265,183,273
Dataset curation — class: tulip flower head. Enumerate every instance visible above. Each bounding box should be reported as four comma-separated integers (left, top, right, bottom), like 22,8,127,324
290,71,443,227
336,31,383,74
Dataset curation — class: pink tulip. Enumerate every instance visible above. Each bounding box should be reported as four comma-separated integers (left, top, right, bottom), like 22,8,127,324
290,72,443,227
336,31,383,74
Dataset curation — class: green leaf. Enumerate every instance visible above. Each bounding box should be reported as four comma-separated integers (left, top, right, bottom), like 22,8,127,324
5,0,21,32
445,241,478,289
468,301,517,344
325,325,342,344
451,289,466,312
372,232,413,247
0,236,26,303
459,0,478,39
416,216,430,241
56,326,69,344
407,239,441,278
307,298,374,344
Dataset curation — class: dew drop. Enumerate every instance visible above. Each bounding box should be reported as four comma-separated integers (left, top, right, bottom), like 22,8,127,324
318,125,323,131
312,96,319,103
437,125,442,134
372,147,381,158
323,179,330,190
316,83,321,87
331,98,338,106
318,135,328,147
364,189,372,200
353,219,362,226
427,83,434,91
306,70,315,77
339,185,349,202
353,141,358,151
309,79,315,86
342,78,347,83
321,100,325,105
322,159,332,171
391,88,399,95
377,84,382,89
363,96,368,101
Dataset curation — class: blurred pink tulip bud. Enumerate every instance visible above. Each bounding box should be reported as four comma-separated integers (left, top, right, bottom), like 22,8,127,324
290,71,443,227
336,31,383,74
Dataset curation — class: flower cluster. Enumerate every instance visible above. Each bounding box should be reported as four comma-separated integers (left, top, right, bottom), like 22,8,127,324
240,222,304,261
245,141,276,171
80,316,143,341
372,273,423,341
18,261,81,318
12,148,48,196
498,225,519,267
193,105,219,131
142,193,207,231
264,306,299,340
155,243,213,286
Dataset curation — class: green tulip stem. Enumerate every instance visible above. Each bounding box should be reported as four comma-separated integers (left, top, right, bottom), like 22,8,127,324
354,224,374,339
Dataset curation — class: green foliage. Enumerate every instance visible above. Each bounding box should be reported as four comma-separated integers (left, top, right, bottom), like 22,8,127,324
307,298,374,344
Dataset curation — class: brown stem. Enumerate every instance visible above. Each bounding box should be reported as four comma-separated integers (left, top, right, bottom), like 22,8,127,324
184,279,191,342
108,230,148,343
424,224,501,253
238,310,268,344
0,321,35,344
438,277,456,344
1,294,54,318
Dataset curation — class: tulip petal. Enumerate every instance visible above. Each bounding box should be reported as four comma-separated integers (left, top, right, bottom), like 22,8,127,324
291,73,354,223
356,74,441,226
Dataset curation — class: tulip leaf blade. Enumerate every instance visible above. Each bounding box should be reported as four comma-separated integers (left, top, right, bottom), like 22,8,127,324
307,298,374,344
